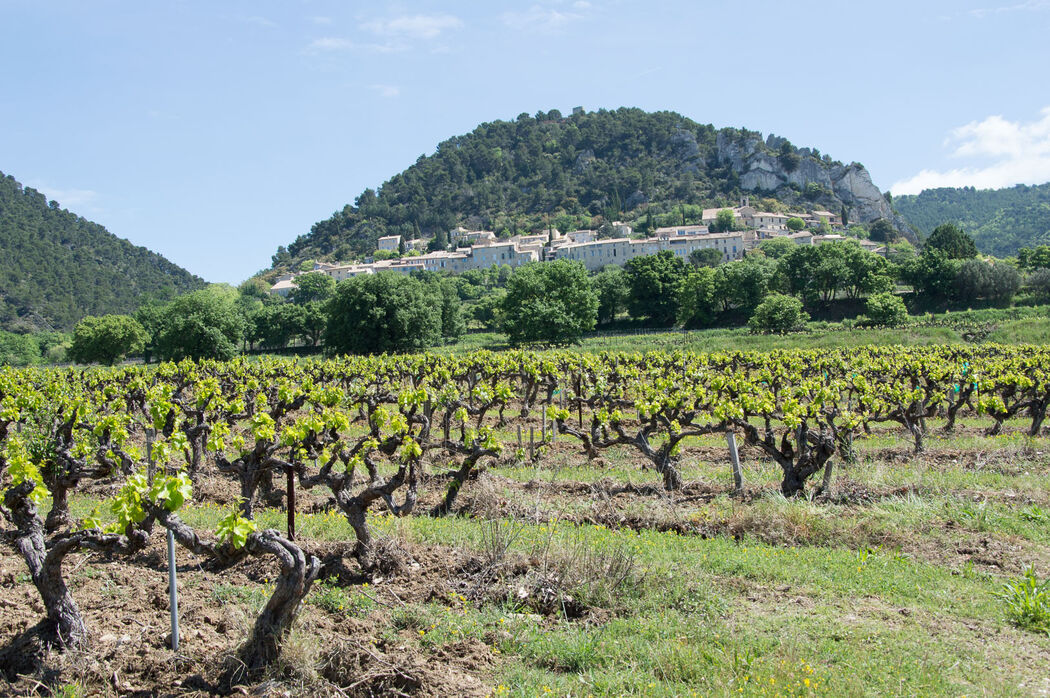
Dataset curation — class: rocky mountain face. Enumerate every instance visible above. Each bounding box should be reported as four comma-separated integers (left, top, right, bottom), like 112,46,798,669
712,132,913,238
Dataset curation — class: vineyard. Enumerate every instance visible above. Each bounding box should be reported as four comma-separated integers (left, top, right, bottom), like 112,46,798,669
2,346,1050,696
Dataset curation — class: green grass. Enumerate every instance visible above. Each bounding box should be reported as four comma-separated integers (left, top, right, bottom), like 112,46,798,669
438,305,1050,356
57,408,1050,696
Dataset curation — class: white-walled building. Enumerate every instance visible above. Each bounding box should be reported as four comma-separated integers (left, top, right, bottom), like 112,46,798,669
377,235,402,252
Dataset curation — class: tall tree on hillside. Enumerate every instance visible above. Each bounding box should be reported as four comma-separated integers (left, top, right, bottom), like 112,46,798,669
925,223,978,259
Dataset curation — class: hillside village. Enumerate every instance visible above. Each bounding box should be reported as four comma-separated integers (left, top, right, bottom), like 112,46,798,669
270,202,887,296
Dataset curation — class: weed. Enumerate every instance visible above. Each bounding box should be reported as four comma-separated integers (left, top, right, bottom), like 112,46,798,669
309,579,376,617
1020,504,1050,523
998,567,1050,635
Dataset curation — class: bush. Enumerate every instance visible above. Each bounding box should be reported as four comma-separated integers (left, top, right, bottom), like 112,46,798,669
865,293,909,327
1027,268,1050,302
748,294,809,334
954,259,1021,304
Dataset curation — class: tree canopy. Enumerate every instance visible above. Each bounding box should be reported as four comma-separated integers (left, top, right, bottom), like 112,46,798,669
154,287,245,361
624,251,691,325
925,223,978,259
68,315,146,365
324,273,445,355
500,260,597,344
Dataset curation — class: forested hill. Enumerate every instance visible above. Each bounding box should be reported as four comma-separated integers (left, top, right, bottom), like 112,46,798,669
894,183,1050,256
278,107,906,269
0,172,206,331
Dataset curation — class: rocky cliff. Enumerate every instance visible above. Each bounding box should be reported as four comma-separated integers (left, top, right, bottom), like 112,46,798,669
714,132,913,238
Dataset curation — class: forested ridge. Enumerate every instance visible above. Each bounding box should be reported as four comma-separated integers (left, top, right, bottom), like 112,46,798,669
894,182,1050,256
279,107,880,269
0,171,206,331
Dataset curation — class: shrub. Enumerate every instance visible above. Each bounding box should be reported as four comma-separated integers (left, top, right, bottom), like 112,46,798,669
865,293,909,327
1025,268,1050,302
748,293,809,334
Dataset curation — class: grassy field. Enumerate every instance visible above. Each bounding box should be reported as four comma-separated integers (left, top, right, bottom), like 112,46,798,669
440,311,1050,355
30,417,1046,697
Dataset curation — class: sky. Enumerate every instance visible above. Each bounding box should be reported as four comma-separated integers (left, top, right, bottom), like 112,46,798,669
1,0,1048,284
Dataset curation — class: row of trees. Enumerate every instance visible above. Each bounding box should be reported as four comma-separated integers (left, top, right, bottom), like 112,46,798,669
66,225,1050,362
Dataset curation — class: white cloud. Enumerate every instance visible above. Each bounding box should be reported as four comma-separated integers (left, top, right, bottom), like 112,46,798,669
891,107,1050,194
30,184,98,209
243,15,277,28
362,14,463,39
502,4,585,33
969,0,1050,18
369,84,400,98
306,36,354,51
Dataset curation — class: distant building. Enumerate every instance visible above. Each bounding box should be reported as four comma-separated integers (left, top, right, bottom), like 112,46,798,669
377,234,401,251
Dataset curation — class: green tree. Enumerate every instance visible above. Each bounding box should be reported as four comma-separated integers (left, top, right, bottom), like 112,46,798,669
593,266,629,325
758,237,797,260
249,303,304,350
712,260,770,312
677,267,717,328
624,251,691,325
416,273,466,341
0,330,42,367
1018,245,1050,271
748,294,809,334
864,293,908,327
899,248,960,300
711,209,736,233
325,273,442,355
841,243,894,299
926,223,978,259
155,286,245,361
786,217,805,232
1026,268,1050,301
868,219,898,243
689,247,723,268
777,244,849,305
501,260,597,345
471,289,506,330
68,315,146,365
289,272,336,305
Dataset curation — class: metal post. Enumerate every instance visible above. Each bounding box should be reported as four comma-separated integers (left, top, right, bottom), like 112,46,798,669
726,432,743,495
286,465,296,541
167,528,179,652
529,426,535,460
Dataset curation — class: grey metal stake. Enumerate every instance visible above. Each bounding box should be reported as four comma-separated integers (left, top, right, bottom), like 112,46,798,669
726,431,743,495
167,527,179,651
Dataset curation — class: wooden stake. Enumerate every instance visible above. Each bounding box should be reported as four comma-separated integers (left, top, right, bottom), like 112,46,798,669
286,465,296,541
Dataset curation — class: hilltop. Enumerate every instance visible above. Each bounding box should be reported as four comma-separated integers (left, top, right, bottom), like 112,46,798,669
0,171,206,331
275,108,909,271
893,182,1050,256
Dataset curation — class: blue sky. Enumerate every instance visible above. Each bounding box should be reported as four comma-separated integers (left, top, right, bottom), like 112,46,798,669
2,0,1048,283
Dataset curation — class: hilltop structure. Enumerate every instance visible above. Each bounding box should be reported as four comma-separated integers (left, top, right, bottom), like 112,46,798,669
270,205,883,296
